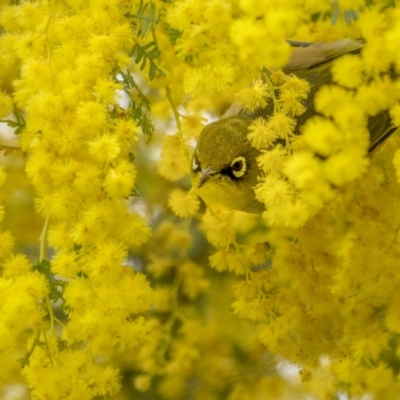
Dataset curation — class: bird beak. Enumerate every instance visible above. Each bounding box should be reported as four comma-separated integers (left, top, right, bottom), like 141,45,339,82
198,166,218,188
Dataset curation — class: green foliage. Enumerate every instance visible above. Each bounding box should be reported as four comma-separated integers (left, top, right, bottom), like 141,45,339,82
128,0,163,39
127,0,165,80
32,259,65,302
130,41,166,80
136,0,161,39
167,27,181,45
120,1,165,139
118,70,155,138
19,330,42,367
0,111,26,135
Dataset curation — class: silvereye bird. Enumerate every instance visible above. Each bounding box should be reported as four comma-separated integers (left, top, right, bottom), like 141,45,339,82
191,39,396,213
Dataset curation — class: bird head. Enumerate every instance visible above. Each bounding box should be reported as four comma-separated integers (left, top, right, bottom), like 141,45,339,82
191,116,264,213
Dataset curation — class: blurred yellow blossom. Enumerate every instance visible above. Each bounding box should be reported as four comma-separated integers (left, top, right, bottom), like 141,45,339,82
331,54,364,88
168,188,200,217
0,91,12,118
257,145,287,173
235,80,271,113
247,117,277,149
302,116,343,156
3,1,400,399
267,112,296,139
158,134,190,181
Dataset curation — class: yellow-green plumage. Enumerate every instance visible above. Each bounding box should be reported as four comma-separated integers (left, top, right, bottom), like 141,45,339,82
191,40,396,213
192,116,264,213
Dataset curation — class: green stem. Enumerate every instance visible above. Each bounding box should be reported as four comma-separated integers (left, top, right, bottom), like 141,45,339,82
42,329,55,368
40,216,57,335
130,14,160,23
165,85,181,131
263,72,281,113
157,266,182,368
54,315,66,328
285,131,292,155
39,215,50,261
21,329,41,367
46,294,55,333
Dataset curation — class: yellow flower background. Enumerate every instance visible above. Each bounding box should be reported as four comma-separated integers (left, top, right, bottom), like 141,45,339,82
1,0,400,399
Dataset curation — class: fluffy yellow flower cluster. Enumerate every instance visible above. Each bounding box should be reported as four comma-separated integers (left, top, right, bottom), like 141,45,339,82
240,132,400,397
244,39,400,228
162,1,400,398
0,166,44,384
4,0,400,399
0,0,156,396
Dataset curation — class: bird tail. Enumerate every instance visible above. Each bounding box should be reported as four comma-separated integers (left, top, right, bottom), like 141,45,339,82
284,39,364,72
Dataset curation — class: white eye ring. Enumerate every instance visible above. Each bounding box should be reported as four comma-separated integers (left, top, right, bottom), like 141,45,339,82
192,156,200,171
230,156,246,178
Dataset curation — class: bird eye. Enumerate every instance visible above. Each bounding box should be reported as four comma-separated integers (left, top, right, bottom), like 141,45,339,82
192,155,200,172
231,160,242,171
230,156,247,178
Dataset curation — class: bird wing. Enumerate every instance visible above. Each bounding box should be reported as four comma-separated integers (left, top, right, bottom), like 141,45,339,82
223,39,396,153
283,39,363,72
223,39,364,118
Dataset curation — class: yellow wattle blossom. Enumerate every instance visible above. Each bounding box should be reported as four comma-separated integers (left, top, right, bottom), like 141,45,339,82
210,62,236,91
314,84,354,118
302,116,343,156
3,1,400,399
1,253,32,277
0,230,15,260
103,160,137,198
168,188,200,217
51,250,79,278
230,18,292,69
209,248,250,275
158,134,190,181
180,260,210,299
277,74,311,116
280,73,311,97
278,89,307,116
0,91,12,118
257,144,288,173
201,208,236,248
0,0,159,397
255,172,291,209
390,104,400,127
23,349,122,399
235,79,271,113
88,133,121,164
324,151,369,186
183,67,209,97
283,152,332,200
266,112,296,139
247,117,277,149
331,53,364,88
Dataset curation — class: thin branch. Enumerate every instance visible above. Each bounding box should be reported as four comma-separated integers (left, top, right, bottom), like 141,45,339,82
165,85,181,131
39,215,50,262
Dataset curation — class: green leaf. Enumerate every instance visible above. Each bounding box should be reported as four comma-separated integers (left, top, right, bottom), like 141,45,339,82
147,47,160,59
167,28,181,45
137,0,144,15
132,0,161,39
32,259,51,275
135,48,144,64
142,41,156,50
0,111,26,135
149,63,156,80
32,259,65,302
130,184,141,197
